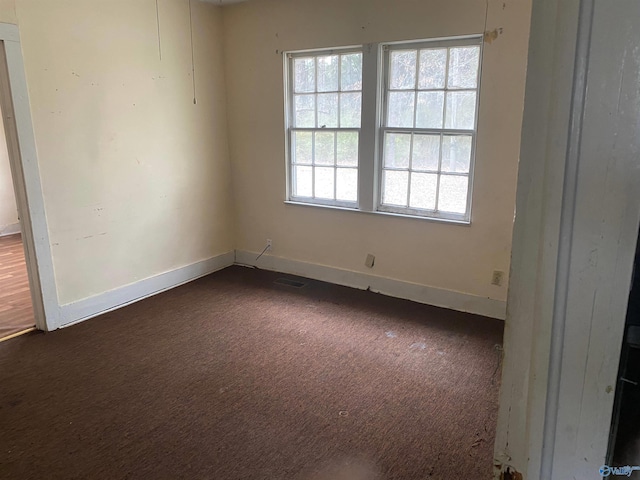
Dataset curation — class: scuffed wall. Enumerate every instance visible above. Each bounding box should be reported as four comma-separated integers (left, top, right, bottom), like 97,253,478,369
0,0,233,304
222,0,531,306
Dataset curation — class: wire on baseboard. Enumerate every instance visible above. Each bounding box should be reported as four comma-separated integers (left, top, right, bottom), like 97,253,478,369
255,245,270,261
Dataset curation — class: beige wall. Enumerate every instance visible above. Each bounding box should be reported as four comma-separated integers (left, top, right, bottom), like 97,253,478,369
0,115,18,231
0,0,530,311
0,0,16,25
0,0,233,305
222,0,532,303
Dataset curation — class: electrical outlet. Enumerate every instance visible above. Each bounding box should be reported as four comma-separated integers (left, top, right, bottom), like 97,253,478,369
266,239,272,249
491,270,504,286
365,253,375,268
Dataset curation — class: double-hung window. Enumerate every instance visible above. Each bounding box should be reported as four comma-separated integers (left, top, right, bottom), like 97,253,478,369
285,36,482,223
286,48,363,206
379,38,481,220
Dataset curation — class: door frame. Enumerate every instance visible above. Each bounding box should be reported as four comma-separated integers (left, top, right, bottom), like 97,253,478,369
0,23,58,331
494,0,640,477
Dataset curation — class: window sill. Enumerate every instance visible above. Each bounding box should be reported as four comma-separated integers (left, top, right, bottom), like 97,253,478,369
283,200,471,226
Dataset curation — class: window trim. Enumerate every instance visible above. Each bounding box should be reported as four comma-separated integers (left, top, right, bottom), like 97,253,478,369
377,36,483,223
283,35,483,225
284,45,363,208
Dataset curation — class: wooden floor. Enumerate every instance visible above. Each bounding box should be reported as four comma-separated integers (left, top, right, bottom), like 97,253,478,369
0,233,34,339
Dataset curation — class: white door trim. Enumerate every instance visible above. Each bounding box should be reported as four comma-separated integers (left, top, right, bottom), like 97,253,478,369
539,0,595,475
0,24,60,331
495,0,640,477
548,0,640,476
493,0,583,473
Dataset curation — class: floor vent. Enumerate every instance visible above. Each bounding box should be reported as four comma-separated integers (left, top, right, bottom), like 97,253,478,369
273,278,307,288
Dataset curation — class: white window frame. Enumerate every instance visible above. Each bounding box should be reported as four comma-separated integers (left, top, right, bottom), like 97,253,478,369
378,37,482,222
284,35,483,224
284,46,363,208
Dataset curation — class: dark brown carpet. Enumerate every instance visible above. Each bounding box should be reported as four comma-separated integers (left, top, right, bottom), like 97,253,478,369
0,266,503,479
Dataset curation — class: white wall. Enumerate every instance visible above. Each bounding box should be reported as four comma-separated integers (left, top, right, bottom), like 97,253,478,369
222,0,532,313
0,113,19,235
0,0,234,306
0,0,531,323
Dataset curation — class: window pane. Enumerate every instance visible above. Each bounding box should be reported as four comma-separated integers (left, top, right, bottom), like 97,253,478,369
315,167,335,199
294,94,315,128
412,134,440,171
293,166,312,197
294,57,315,93
445,91,476,130
447,46,480,89
438,175,468,214
382,170,409,206
410,173,437,210
441,135,472,173
337,132,358,166
314,131,334,165
418,49,447,89
317,55,339,92
317,93,338,128
340,92,361,127
293,131,312,165
387,91,415,128
341,53,362,91
384,133,411,169
415,91,444,129
336,168,357,202
390,50,417,89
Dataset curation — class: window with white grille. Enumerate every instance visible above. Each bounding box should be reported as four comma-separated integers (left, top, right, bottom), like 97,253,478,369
286,49,362,206
379,39,481,220
284,36,482,223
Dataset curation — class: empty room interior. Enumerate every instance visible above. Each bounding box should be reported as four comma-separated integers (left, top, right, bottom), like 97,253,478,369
1,0,638,479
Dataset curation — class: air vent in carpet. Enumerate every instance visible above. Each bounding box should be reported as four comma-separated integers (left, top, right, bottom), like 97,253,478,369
273,278,307,288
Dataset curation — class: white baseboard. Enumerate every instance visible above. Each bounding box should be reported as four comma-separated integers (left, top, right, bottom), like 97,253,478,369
57,251,236,329
235,250,506,320
0,222,20,237
53,248,505,330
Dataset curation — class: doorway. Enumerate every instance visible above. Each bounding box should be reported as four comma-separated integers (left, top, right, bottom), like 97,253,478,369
0,236,35,340
0,28,59,333
0,47,35,340
0,129,35,339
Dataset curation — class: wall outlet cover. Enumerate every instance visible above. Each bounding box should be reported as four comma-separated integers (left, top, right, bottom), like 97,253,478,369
365,253,375,268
